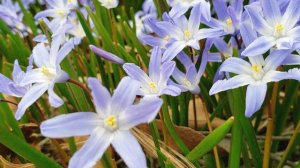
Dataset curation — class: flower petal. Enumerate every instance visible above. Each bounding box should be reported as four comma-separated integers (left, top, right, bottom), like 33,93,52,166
209,75,254,95
32,43,50,67
262,71,290,83
15,83,48,120
112,131,147,168
119,96,162,129
162,41,186,62
245,5,273,36
149,47,162,84
56,39,74,64
110,77,140,114
48,84,64,108
41,112,101,138
282,0,300,30
123,63,151,85
90,45,125,64
263,49,291,71
288,68,300,81
160,85,181,96
241,36,276,56
194,28,225,41
219,57,252,75
245,83,267,117
160,61,176,85
261,0,281,26
87,77,111,116
69,128,112,168
20,69,50,86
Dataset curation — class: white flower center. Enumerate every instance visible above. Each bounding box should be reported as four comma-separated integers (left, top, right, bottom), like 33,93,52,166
184,30,191,40
149,81,158,94
104,115,118,131
274,23,284,37
251,64,264,80
40,66,56,79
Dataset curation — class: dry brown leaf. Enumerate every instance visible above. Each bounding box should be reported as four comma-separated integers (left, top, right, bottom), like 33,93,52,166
0,156,34,168
188,97,226,129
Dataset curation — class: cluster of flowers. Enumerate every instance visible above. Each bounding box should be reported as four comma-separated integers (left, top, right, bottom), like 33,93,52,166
0,0,300,167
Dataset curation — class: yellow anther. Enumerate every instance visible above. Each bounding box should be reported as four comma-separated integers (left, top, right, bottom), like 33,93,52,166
56,10,65,16
104,115,117,129
275,23,284,32
184,30,191,40
251,64,261,73
226,18,233,26
149,82,157,89
41,66,50,74
183,78,192,88
163,35,170,41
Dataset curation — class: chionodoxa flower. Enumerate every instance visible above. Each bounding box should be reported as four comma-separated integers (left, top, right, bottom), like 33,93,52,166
40,77,163,168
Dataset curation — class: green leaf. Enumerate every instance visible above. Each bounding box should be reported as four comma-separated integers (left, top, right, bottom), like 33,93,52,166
0,125,61,168
186,117,234,161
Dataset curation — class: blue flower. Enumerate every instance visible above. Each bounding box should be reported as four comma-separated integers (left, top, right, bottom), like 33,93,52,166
41,77,163,168
15,36,74,120
241,0,300,56
210,50,291,117
123,47,181,97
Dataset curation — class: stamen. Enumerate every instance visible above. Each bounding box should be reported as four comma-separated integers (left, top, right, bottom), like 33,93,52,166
226,18,233,26
41,66,50,74
252,64,261,73
275,23,284,33
184,30,191,40
104,115,118,129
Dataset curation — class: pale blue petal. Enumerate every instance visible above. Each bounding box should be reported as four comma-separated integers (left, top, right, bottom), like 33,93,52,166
56,39,74,64
219,57,252,75
194,28,225,40
12,60,23,82
41,112,100,138
288,68,300,81
263,49,291,71
112,131,147,168
176,51,193,69
160,85,181,96
241,36,276,56
245,83,267,117
48,84,64,108
200,0,211,21
160,61,176,85
213,0,228,21
282,0,300,30
87,77,111,116
149,47,162,84
69,128,112,168
89,45,125,64
186,65,197,82
261,0,281,26
282,54,300,65
239,21,257,46
0,74,13,95
34,9,57,20
245,5,273,36
162,41,186,62
188,4,201,33
262,71,290,83
168,5,189,18
119,96,162,129
15,83,48,120
209,75,254,95
111,77,140,114
123,63,152,84
20,69,49,86
32,43,50,67
54,69,69,83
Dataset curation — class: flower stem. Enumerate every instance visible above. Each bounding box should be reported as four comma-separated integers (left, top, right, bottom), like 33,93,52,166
0,99,18,106
263,83,278,168
200,96,221,168
67,79,91,98
277,121,300,168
